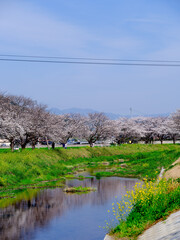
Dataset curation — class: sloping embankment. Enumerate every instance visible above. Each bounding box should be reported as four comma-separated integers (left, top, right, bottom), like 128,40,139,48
138,210,180,240
137,158,180,240
104,156,180,240
164,157,180,179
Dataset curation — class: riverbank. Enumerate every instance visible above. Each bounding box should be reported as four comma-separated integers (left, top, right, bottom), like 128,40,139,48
107,178,180,239
138,210,180,240
105,209,180,240
105,156,180,240
0,144,179,199
0,144,180,239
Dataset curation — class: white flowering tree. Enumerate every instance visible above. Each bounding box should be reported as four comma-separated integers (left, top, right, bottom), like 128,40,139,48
172,109,180,133
113,118,142,144
153,117,168,144
165,117,179,144
4,94,48,149
50,114,82,147
0,94,23,151
80,113,111,147
134,117,158,144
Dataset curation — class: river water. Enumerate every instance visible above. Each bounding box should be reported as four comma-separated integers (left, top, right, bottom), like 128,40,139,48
0,177,140,240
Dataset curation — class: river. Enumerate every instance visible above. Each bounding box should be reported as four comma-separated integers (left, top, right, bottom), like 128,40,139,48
0,176,140,240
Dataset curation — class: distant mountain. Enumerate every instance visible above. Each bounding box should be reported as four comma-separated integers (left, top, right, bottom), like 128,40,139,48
50,107,98,115
141,113,170,118
48,108,170,120
49,107,121,119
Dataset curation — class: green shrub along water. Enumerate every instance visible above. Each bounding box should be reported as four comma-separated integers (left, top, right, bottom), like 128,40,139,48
0,144,179,198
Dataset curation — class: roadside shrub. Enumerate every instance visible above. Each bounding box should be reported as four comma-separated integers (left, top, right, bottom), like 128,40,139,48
0,177,6,186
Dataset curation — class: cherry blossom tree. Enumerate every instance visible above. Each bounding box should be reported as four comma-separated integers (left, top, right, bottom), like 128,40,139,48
1,92,180,151
153,117,168,144
132,117,157,144
50,114,82,147
80,113,111,147
1,94,48,150
113,118,143,144
0,93,23,151
165,117,179,144
172,109,180,133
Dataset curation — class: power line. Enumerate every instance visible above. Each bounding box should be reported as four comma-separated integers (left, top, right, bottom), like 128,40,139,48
1,58,180,67
0,54,180,63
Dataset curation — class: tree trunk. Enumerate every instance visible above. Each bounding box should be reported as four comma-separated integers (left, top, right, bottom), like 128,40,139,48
20,137,27,150
90,142,94,147
173,137,176,144
21,143,27,149
117,140,121,145
32,143,36,149
52,142,55,149
20,139,27,150
45,136,50,150
10,141,14,152
37,138,40,149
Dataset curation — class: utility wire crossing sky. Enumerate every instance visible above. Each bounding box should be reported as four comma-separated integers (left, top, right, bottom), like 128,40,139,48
0,0,180,115
1,55,180,67
1,54,180,63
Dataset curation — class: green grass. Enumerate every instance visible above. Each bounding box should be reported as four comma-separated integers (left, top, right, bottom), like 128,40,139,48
94,148,180,180
63,186,97,193
0,144,179,197
0,144,179,237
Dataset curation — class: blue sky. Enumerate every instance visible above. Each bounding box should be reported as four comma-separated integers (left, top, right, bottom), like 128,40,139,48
0,0,180,115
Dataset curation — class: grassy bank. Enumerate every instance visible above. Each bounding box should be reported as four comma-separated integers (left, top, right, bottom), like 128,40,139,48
0,144,179,198
94,148,180,180
0,144,180,238
108,178,180,240
0,145,179,185
102,145,180,239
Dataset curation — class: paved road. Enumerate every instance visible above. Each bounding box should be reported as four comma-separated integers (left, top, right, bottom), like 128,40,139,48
104,211,180,240
138,211,180,240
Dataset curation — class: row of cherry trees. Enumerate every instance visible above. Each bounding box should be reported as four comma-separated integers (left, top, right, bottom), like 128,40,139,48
113,115,180,145
0,93,179,151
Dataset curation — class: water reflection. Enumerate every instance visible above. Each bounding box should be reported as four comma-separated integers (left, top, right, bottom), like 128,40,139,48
0,177,140,240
